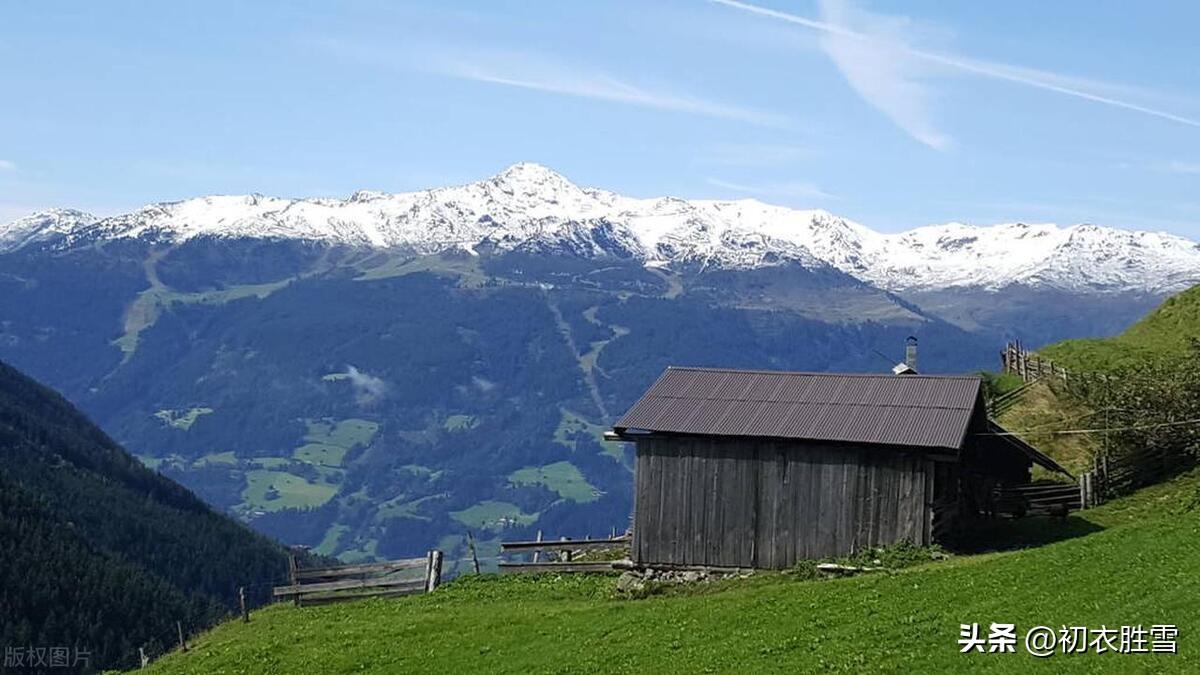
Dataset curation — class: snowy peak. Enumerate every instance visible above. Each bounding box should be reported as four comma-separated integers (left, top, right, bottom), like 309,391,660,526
0,209,97,252
3,164,1199,294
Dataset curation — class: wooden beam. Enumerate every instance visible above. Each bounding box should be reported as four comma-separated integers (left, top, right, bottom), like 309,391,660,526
497,561,618,574
273,577,425,597
500,536,629,553
294,558,427,580
292,586,426,606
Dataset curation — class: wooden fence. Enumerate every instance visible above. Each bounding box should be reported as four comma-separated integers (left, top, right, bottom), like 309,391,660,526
498,535,629,574
986,379,1037,417
273,550,443,606
994,481,1082,516
1001,449,1170,514
1001,340,1074,383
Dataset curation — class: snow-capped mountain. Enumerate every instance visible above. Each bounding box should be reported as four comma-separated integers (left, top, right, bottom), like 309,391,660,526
4,162,1199,294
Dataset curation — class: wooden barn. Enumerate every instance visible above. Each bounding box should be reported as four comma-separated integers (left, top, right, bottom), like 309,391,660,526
610,367,1069,569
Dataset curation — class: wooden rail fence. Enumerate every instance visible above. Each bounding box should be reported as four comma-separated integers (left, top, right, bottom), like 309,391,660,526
1001,340,1074,384
994,481,1082,516
498,535,629,574
274,550,443,606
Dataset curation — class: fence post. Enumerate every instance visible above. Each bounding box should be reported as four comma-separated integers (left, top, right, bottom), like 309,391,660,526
532,530,543,564
425,549,443,592
176,621,188,653
467,531,481,575
239,586,249,623
139,647,148,669
287,548,300,607
1078,473,1088,510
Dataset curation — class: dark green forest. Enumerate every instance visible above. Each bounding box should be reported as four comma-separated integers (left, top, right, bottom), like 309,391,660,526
0,360,288,672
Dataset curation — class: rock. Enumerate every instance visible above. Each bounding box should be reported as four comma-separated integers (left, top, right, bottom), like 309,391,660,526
616,572,646,594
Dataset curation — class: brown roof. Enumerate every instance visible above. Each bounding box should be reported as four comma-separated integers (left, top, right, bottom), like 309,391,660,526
614,367,982,450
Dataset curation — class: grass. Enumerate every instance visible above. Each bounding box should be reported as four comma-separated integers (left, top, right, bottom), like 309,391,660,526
353,252,491,286
194,451,238,466
116,280,291,357
376,494,446,522
554,409,616,462
996,380,1100,476
314,524,349,557
509,461,599,503
401,464,440,480
337,538,380,564
148,470,1200,674
443,414,479,432
578,305,631,376
1041,284,1200,372
153,407,214,430
449,500,539,531
239,470,338,514
292,443,349,467
303,418,379,451
292,418,379,468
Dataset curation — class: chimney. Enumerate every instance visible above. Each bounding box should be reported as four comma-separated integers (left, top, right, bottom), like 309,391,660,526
892,337,919,375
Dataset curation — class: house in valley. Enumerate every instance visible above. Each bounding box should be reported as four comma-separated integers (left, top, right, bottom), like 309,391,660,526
609,366,1069,569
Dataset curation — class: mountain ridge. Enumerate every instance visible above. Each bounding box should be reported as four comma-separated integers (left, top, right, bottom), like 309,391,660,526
5,162,1198,294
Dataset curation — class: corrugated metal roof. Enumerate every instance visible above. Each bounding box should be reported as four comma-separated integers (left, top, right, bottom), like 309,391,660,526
614,367,982,450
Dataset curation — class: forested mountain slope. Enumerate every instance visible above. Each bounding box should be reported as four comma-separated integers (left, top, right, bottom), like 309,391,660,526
0,360,288,671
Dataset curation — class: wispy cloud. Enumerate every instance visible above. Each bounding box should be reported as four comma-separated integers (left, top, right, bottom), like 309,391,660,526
706,177,836,201
342,365,388,407
314,38,785,128
712,0,1200,149
816,0,950,150
0,160,16,172
1164,160,1200,175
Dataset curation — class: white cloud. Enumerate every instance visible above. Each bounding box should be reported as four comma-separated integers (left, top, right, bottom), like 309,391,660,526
343,365,387,406
816,0,951,150
711,0,1200,149
1164,160,1200,175
314,38,785,128
706,177,836,201
0,160,16,172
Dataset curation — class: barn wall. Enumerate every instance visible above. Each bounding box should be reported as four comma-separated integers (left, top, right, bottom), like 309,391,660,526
632,437,931,568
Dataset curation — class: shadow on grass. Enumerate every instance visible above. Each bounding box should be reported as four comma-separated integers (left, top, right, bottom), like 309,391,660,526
944,515,1105,555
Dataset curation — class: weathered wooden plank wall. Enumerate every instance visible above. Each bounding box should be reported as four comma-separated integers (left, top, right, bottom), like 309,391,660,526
632,437,931,568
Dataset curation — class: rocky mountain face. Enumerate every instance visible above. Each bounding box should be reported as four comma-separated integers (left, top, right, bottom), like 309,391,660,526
0,163,1193,566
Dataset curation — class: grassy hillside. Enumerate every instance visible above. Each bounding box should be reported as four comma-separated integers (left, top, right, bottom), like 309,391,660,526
0,360,289,671
996,380,1100,476
1041,284,1200,371
147,471,1200,673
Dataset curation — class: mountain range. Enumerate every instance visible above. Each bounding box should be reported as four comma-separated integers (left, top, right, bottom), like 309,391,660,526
5,162,1198,294
0,163,1195,568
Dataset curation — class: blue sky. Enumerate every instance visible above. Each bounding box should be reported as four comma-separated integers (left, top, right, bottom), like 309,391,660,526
2,0,1199,236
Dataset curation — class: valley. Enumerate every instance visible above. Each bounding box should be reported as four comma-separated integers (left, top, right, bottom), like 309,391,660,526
1,165,1197,571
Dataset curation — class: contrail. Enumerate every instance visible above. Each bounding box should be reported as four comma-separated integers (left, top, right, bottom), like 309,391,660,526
711,0,1200,128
